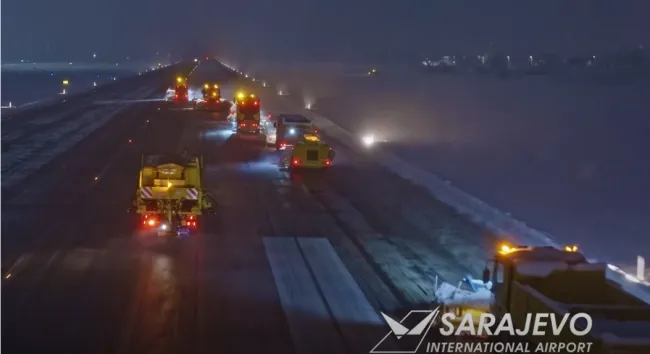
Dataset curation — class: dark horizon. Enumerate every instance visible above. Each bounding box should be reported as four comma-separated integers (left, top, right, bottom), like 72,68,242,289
3,1,649,63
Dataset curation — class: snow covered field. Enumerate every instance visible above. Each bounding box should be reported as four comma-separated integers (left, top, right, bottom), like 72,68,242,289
1,70,135,107
240,61,650,265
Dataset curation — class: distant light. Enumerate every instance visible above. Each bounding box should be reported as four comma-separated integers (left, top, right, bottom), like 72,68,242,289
194,58,198,62
93,53,96,58
362,134,375,147
62,80,69,85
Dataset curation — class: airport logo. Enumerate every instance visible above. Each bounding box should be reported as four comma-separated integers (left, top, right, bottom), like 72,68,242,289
370,308,439,353
371,308,595,353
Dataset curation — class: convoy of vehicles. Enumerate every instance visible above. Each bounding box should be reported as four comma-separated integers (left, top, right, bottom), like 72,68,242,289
435,244,650,352
134,153,212,237
156,75,649,347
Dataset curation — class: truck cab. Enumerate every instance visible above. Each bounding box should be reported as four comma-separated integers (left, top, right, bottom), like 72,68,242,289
274,114,319,150
485,245,650,352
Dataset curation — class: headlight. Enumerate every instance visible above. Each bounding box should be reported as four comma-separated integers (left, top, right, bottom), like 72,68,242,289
160,224,168,230
289,128,296,135
362,134,375,147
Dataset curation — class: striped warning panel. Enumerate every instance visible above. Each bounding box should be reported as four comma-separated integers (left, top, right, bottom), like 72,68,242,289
140,187,153,199
186,188,198,200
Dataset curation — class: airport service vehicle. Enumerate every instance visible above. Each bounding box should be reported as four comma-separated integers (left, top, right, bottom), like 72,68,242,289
434,244,650,352
196,83,223,111
201,83,221,101
134,154,212,237
172,76,189,102
233,92,261,134
281,133,334,170
273,114,319,151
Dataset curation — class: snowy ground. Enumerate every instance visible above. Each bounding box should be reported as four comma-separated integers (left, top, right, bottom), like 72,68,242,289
1,70,137,107
237,61,650,266
1,79,163,199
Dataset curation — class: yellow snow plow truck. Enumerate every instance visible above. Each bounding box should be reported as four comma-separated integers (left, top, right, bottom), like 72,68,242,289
134,154,213,236
434,244,650,353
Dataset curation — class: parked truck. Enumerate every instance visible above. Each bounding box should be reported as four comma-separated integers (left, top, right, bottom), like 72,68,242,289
134,153,212,236
435,244,650,353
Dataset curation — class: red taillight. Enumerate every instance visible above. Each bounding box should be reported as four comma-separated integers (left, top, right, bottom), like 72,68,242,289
324,159,331,165
185,216,197,227
253,101,259,106
292,158,300,165
314,129,319,134
252,123,258,127
280,142,286,147
143,216,157,226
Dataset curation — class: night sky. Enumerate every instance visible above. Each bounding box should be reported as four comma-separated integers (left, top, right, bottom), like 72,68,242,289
2,1,649,62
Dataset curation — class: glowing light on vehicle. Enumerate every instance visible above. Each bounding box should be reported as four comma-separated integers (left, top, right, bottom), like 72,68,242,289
289,128,296,135
62,80,69,85
148,219,155,226
305,103,312,110
564,245,579,252
213,84,219,88
237,92,245,99
161,224,168,230
362,134,375,147
204,84,209,89
277,90,283,96
499,244,513,254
